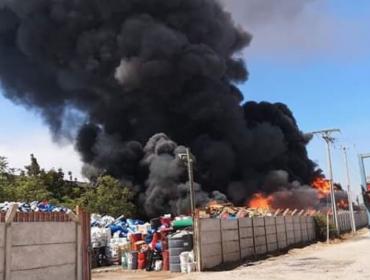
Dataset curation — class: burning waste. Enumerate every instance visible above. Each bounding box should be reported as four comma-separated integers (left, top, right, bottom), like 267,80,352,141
0,0,349,217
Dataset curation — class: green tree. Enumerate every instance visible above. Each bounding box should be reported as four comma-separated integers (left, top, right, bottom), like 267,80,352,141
11,176,52,202
81,175,136,217
25,154,41,177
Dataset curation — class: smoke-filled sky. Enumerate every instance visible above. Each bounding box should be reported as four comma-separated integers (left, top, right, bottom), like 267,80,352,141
0,0,370,205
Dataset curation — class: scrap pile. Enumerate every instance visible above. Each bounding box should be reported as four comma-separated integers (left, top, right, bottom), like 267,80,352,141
0,201,68,212
90,214,196,273
199,202,273,219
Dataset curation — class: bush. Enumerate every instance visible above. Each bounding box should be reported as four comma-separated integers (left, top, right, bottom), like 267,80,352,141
313,214,339,241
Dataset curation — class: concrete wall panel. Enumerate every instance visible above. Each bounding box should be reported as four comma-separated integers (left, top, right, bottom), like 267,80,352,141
224,252,240,263
200,219,220,231
276,224,286,233
221,219,238,230
222,230,239,242
239,227,253,239
241,247,254,258
285,223,294,231
222,241,239,254
239,218,252,228
12,223,76,246
11,243,76,270
240,237,254,249
0,247,4,272
253,218,265,227
264,217,275,226
254,227,266,236
254,236,266,246
201,243,222,258
11,263,75,280
202,255,222,270
265,225,276,234
267,242,278,253
276,217,285,225
255,245,267,255
0,224,4,248
200,231,221,245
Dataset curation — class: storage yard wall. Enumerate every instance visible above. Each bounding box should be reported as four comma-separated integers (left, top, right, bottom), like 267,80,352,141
198,212,367,271
0,208,90,280
335,211,368,233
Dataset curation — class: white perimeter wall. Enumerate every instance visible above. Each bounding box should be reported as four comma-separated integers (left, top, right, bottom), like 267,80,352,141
1,222,77,280
199,212,370,271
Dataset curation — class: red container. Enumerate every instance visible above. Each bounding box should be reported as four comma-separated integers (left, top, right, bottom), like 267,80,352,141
138,251,147,270
162,250,169,271
130,233,142,250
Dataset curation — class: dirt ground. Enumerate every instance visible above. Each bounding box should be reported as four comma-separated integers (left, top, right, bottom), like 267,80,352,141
92,228,370,280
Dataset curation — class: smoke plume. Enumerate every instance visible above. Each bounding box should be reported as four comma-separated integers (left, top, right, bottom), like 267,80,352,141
0,0,320,217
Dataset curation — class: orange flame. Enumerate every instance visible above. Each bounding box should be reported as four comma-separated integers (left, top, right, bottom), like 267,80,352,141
311,177,331,199
248,193,273,209
311,176,342,200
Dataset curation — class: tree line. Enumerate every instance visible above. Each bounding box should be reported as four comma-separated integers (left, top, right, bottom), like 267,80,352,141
0,155,137,217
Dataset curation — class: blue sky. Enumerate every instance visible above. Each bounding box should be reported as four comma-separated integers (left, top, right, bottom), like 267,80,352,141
1,0,370,200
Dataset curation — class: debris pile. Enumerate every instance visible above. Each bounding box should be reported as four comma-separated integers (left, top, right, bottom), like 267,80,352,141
0,201,68,212
199,202,274,219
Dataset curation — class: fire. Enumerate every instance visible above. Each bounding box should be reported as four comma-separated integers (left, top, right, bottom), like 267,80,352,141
311,176,342,200
311,177,331,199
248,193,273,209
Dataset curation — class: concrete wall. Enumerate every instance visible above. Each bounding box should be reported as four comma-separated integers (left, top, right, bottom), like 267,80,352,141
199,215,316,270
336,212,368,233
199,219,222,270
0,211,84,280
10,223,77,280
199,212,369,270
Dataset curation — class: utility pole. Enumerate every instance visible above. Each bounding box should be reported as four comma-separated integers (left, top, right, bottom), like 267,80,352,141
311,128,340,235
186,148,196,216
340,146,356,234
178,148,196,216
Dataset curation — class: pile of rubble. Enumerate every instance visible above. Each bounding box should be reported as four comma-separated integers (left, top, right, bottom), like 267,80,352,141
198,202,273,219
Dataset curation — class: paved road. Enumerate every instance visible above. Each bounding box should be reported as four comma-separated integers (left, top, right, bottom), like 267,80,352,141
93,229,370,280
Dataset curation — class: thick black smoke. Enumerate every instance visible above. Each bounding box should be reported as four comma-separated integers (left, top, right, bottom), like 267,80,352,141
0,0,320,217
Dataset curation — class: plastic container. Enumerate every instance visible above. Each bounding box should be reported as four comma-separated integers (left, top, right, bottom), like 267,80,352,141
172,218,193,230
138,251,147,270
162,250,169,271
155,260,163,271
187,262,196,273
180,252,190,264
130,233,142,250
127,251,138,270
180,263,188,273
168,231,193,273
121,251,128,268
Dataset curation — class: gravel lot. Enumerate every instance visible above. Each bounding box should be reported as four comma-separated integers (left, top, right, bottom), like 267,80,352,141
93,228,370,280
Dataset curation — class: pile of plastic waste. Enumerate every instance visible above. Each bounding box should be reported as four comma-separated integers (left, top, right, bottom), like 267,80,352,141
0,201,69,212
90,213,195,273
